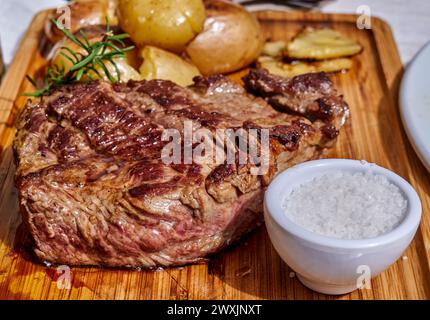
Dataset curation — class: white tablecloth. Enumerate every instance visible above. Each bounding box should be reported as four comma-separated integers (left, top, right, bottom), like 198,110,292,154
1,0,429,65
0,0,64,65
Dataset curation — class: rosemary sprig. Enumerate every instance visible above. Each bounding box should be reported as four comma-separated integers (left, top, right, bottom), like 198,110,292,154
24,19,135,97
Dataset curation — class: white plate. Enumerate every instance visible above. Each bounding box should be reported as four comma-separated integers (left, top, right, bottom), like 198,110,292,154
400,41,430,173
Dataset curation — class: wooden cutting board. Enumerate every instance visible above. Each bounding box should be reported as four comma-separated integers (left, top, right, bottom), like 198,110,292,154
0,10,429,300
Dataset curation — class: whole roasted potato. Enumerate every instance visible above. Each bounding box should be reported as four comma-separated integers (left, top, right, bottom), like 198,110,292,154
186,0,264,75
45,0,118,43
139,46,201,86
117,0,206,52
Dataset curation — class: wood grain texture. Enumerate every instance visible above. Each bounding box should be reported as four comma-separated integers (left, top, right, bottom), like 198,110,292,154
0,10,429,300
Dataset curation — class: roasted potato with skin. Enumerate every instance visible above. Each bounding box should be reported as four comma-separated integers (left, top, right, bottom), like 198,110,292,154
117,0,205,53
257,56,352,78
186,0,264,75
139,46,201,86
45,0,118,43
286,27,362,60
51,27,141,82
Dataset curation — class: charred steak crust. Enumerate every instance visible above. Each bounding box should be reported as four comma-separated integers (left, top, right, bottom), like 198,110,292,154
14,69,349,268
243,69,350,144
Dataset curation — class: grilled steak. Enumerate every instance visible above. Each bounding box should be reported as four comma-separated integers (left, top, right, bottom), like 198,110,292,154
14,69,349,268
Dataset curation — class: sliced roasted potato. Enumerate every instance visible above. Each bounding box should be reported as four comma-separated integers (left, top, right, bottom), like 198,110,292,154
186,0,264,75
139,46,201,86
257,56,352,78
262,41,287,57
51,28,141,82
118,0,206,53
286,27,362,60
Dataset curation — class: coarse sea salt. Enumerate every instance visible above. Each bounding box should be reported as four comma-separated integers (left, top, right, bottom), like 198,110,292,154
282,171,407,240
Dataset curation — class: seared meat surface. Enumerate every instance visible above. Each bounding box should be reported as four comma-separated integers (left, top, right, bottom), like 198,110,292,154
243,69,349,142
14,69,349,268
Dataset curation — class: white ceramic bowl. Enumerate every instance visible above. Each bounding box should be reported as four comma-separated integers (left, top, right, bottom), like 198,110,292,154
264,159,422,295
400,41,430,173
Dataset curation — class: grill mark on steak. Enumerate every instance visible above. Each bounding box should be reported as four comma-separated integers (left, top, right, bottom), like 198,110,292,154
129,177,182,198
167,106,225,128
46,83,167,161
23,107,46,133
47,126,82,161
14,69,349,268
128,161,166,181
130,79,195,108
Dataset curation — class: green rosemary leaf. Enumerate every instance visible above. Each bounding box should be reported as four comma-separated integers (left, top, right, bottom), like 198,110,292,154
86,70,94,81
88,65,103,79
70,47,99,71
102,51,125,60
102,42,123,53
23,84,51,97
109,38,126,47
108,34,131,41
95,58,115,83
108,58,121,82
59,51,76,65
60,46,80,61
120,45,135,53
23,90,44,97
79,29,91,48
24,19,134,97
76,68,85,81
47,67,56,81
51,19,88,51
